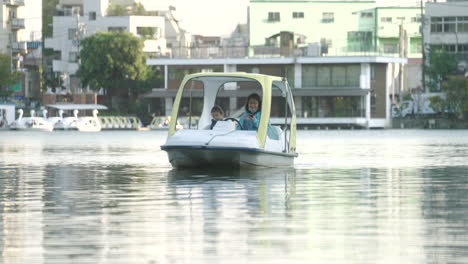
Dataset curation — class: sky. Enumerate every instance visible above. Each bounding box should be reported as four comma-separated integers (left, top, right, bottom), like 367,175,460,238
144,0,431,36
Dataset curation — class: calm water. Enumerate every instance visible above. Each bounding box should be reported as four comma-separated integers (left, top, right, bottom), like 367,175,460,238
1,130,468,264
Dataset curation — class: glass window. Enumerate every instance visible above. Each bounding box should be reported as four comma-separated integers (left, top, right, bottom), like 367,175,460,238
302,65,317,87
444,23,456,32
68,28,77,40
268,12,280,22
322,12,334,23
89,12,96,20
317,67,331,86
331,66,346,87
108,27,126,33
458,22,468,32
361,12,373,18
346,65,360,87
293,12,304,19
431,24,443,33
381,17,392,23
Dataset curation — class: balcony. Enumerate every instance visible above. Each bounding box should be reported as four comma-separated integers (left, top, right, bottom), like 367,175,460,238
10,18,25,30
11,41,27,53
3,0,25,6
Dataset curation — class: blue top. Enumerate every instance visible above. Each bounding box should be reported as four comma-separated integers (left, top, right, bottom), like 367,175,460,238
239,111,261,130
238,111,279,140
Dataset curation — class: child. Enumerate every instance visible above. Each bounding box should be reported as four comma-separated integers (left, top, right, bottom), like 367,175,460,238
239,93,261,130
210,105,224,129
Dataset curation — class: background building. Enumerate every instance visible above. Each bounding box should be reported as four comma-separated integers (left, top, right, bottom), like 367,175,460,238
44,0,189,96
1,0,42,107
424,0,468,92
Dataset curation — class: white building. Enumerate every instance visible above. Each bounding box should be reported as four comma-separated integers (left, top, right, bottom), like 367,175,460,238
45,0,173,93
424,0,468,90
0,0,42,69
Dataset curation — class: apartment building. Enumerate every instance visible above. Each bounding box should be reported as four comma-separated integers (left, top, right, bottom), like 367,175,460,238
44,0,187,94
1,0,42,106
424,0,468,92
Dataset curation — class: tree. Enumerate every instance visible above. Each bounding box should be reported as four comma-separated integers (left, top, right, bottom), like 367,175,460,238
425,47,458,92
0,53,20,99
442,75,468,116
77,32,148,97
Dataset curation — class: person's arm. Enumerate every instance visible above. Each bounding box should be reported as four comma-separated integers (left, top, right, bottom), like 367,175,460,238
252,112,261,129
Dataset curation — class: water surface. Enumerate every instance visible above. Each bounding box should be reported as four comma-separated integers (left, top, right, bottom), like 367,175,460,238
1,130,468,263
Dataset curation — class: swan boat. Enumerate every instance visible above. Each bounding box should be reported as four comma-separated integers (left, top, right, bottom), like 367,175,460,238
10,109,54,132
161,72,298,168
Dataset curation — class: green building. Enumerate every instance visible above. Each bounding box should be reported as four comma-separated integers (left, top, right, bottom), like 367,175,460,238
249,0,422,58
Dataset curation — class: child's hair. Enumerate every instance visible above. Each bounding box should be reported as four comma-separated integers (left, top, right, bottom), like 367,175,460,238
245,93,262,112
211,105,224,115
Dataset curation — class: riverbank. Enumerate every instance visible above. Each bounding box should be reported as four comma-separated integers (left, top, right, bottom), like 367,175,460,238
392,117,468,129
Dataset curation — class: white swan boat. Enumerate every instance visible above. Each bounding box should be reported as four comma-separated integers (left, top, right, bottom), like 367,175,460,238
161,72,298,168
46,104,107,131
9,109,54,132
75,109,102,132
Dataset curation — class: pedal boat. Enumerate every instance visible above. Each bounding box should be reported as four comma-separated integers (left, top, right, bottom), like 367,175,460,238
161,72,298,168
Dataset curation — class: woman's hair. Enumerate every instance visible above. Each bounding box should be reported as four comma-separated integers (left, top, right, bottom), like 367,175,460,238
211,105,224,115
245,93,262,112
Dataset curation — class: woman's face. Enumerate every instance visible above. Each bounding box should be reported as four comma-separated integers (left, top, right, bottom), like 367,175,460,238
248,98,259,112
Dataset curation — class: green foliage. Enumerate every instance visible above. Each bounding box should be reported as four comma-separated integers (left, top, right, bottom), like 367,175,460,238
77,32,148,96
137,27,157,39
107,2,159,16
43,0,59,38
0,53,21,98
442,75,468,114
425,47,458,92
428,96,445,113
107,3,129,16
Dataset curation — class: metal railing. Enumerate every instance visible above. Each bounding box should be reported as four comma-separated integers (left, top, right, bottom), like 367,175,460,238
150,45,405,59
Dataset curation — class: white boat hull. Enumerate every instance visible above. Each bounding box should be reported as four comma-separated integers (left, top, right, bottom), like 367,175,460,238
161,146,296,168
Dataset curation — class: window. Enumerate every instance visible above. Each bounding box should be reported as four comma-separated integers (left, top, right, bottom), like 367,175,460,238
381,17,392,23
361,12,373,18
302,65,361,88
410,37,422,53
317,67,331,86
431,23,443,33
137,27,159,38
108,27,126,33
89,12,96,20
411,17,421,23
322,12,334,23
331,66,346,86
302,65,317,87
347,31,373,52
458,44,468,53
268,12,280,22
68,28,77,40
457,17,468,32
383,44,398,53
69,52,78,62
293,12,304,19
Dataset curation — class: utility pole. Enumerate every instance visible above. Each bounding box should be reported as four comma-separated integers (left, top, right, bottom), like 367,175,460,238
421,0,426,92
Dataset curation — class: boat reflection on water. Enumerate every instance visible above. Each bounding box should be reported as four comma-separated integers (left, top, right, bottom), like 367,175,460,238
167,167,297,211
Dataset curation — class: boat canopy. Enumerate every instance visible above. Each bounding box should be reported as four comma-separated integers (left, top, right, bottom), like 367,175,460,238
45,104,108,110
168,72,296,151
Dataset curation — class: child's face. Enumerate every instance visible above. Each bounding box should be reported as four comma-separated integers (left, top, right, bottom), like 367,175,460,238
212,111,224,121
248,98,259,112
